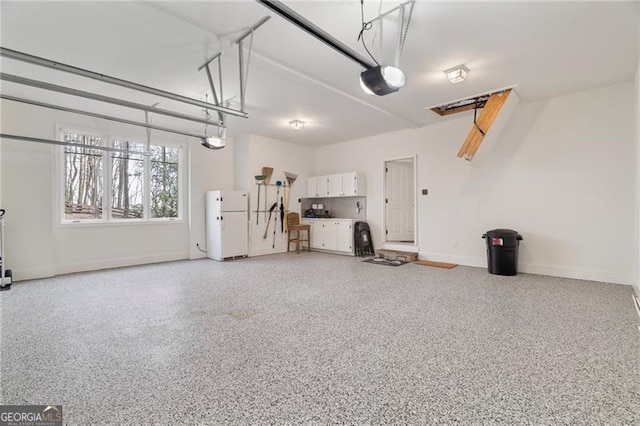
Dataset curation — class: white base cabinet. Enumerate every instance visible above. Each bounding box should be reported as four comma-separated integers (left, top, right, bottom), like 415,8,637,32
302,219,354,255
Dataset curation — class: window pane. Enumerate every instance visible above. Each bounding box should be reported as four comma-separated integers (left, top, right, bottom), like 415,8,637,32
111,140,144,219
63,132,103,220
150,145,179,218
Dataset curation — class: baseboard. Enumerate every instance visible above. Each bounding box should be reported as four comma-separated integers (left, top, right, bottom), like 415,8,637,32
250,247,287,257
189,250,207,260
382,243,419,253
418,252,485,268
518,263,631,285
9,265,57,282
53,251,189,277
419,251,632,285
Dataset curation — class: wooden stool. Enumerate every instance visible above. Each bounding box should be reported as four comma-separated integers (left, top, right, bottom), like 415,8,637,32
287,212,310,253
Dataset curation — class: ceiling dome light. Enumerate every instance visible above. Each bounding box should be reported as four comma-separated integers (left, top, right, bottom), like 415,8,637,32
289,119,305,130
359,65,405,96
200,127,227,150
444,65,469,84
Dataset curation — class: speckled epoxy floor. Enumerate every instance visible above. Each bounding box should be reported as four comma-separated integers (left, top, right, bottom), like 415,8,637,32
1,253,639,425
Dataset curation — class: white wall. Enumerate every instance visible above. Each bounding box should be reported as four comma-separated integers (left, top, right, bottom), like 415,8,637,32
188,138,235,259
3,80,636,287
0,100,230,280
1,111,56,279
0,98,315,278
316,82,636,285
235,135,315,257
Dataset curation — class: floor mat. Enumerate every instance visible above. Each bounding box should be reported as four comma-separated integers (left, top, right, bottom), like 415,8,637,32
414,260,457,269
362,258,409,267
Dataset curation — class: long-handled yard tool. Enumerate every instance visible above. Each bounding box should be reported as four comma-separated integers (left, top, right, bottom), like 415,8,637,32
275,181,283,233
272,206,278,248
254,175,266,225
262,167,274,221
279,196,284,233
273,181,282,247
283,172,298,232
263,202,278,239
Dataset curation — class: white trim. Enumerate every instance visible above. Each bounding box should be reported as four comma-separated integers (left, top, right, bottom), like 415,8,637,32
9,266,57,282
419,250,633,285
55,124,185,225
189,250,207,260
55,217,185,229
250,248,287,257
383,154,417,245
383,242,419,252
53,251,188,277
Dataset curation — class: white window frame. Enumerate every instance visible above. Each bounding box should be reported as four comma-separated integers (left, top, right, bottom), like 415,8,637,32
55,125,185,226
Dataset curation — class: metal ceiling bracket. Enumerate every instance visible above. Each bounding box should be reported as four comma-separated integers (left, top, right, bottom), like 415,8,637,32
1,73,224,127
362,0,415,69
0,46,247,119
198,16,270,117
203,59,225,125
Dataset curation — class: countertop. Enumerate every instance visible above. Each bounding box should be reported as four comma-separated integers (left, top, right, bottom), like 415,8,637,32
301,217,356,221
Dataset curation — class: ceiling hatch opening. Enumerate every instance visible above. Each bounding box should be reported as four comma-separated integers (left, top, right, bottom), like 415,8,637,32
429,86,517,117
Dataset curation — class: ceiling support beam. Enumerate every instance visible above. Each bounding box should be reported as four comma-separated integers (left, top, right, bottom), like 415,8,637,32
256,0,376,70
1,72,223,127
0,94,206,140
0,46,247,118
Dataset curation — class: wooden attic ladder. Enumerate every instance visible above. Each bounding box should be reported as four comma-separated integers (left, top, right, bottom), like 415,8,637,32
431,87,518,163
456,89,512,161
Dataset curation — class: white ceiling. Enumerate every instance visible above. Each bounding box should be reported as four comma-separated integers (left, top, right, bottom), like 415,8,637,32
1,1,638,146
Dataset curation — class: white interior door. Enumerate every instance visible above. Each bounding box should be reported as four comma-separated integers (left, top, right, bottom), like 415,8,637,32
385,159,415,242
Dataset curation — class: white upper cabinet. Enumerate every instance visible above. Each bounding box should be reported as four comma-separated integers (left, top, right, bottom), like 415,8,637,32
327,174,343,197
306,176,318,198
340,172,361,197
317,177,329,197
308,172,364,198
306,176,330,198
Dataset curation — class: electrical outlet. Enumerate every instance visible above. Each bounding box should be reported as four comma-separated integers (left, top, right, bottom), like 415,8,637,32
422,189,428,195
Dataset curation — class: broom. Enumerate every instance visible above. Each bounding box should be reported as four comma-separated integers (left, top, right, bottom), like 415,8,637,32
283,171,298,232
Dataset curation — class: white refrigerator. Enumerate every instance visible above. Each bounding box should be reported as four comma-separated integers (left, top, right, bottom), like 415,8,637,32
205,190,249,261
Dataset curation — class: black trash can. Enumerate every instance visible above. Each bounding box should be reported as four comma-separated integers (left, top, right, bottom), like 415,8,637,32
482,229,523,276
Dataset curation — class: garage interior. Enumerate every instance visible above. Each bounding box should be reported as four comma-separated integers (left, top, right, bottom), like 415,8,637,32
1,1,639,424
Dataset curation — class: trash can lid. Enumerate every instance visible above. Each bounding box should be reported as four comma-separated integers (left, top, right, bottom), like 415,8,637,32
482,229,523,239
